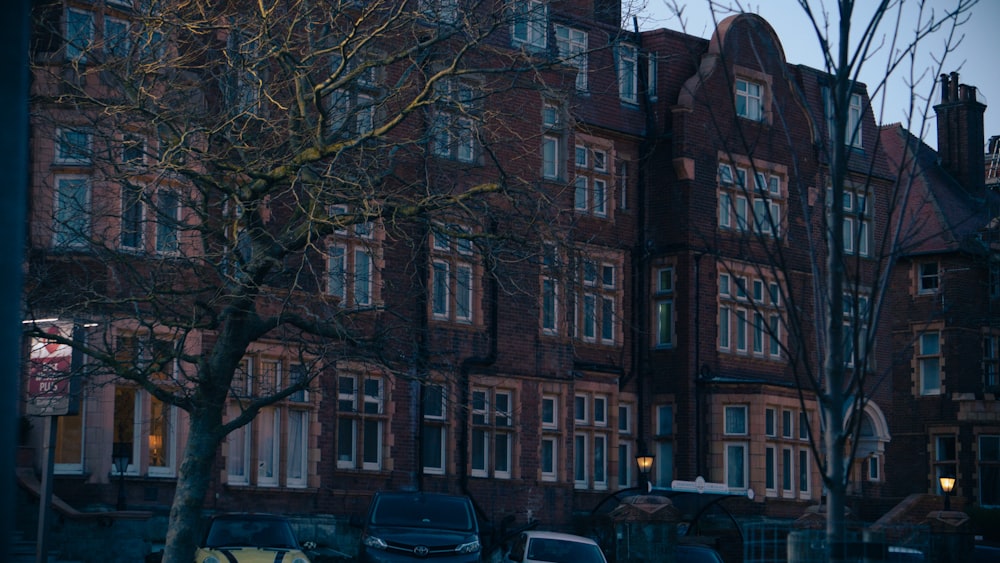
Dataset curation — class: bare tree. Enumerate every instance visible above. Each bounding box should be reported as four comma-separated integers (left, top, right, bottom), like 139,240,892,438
658,0,977,559
25,0,594,560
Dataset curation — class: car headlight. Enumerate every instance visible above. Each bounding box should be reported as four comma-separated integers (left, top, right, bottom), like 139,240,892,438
362,534,388,550
456,539,481,554
292,558,310,563
203,557,220,563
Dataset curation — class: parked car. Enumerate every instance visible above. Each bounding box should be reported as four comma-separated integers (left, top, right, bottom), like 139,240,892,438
504,531,608,563
675,543,725,563
195,512,312,563
355,491,483,563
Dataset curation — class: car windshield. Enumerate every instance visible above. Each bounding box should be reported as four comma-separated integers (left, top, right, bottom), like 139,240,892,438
205,518,298,549
527,539,606,563
370,495,474,531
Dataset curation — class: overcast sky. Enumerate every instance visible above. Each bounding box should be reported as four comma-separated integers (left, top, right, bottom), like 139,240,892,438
636,1,999,153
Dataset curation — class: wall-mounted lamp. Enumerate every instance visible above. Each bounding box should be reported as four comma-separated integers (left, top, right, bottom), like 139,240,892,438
939,474,956,511
635,452,655,492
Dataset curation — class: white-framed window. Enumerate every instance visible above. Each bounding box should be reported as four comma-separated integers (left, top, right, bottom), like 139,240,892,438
919,331,942,395
146,393,177,478
867,454,881,482
765,408,776,437
593,433,608,490
647,53,658,101
542,135,560,180
122,134,146,167
919,262,940,294
56,127,92,165
719,265,783,359
226,411,252,485
979,435,1000,506
224,357,315,487
782,410,793,439
573,143,613,217
430,224,475,323
120,183,145,251
257,406,280,487
618,403,632,435
618,441,632,488
510,0,547,49
328,245,374,307
66,8,94,63
573,257,619,345
593,396,607,426
781,446,794,496
104,16,130,58
541,394,558,481
555,25,587,91
829,188,872,257
286,409,309,488
542,395,558,429
933,435,956,494
574,433,588,487
540,244,560,335
824,88,864,148
719,305,731,350
336,374,384,470
725,442,748,489
541,276,558,334
719,162,783,237
735,309,747,352
54,175,91,248
429,79,479,163
724,405,747,435
541,436,558,482
736,78,763,121
617,43,638,104
848,93,863,147
985,333,1000,389
654,404,674,485
655,266,674,347
422,383,447,474
154,190,180,254
419,0,458,24
54,400,86,474
471,388,513,479
574,394,588,424
765,446,777,495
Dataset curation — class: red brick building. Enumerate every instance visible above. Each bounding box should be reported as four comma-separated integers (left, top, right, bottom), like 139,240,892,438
882,73,1000,512
20,0,993,548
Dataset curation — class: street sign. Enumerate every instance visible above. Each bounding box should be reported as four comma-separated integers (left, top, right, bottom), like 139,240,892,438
26,323,80,416
670,476,731,494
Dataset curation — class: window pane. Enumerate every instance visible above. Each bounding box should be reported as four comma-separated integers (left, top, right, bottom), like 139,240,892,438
363,419,381,466
337,418,355,466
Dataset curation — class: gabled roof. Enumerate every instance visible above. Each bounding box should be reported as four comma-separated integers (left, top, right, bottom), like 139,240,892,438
879,123,996,257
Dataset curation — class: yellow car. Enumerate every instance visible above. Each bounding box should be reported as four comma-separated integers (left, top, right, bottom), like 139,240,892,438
195,513,312,563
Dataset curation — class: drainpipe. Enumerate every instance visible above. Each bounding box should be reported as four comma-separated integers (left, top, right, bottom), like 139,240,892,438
694,253,704,478
630,15,661,470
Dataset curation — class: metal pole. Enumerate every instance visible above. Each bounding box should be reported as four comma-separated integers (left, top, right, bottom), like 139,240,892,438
36,416,57,563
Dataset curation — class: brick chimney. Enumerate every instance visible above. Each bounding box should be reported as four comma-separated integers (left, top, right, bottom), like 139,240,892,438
935,72,987,194
593,0,621,27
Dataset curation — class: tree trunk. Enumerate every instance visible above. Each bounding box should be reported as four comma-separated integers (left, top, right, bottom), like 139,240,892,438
161,407,224,563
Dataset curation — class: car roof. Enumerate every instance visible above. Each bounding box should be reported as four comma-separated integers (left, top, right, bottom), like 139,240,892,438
209,512,291,521
521,531,600,545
